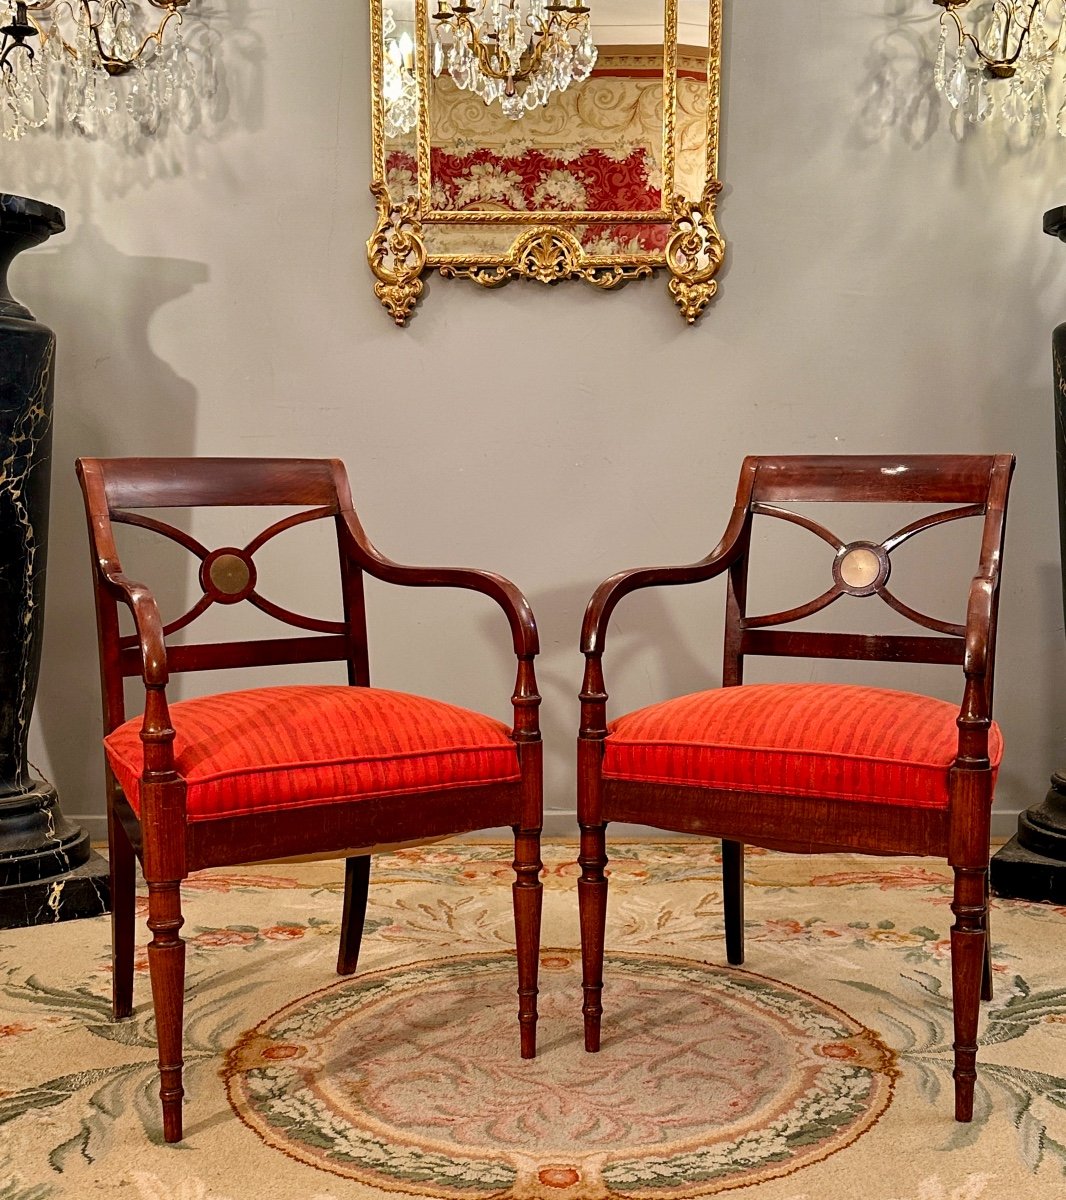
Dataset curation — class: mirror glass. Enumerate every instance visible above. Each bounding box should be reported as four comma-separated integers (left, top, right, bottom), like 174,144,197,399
370,0,724,323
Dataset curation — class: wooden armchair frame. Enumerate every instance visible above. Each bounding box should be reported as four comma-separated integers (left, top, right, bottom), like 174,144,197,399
577,454,1014,1122
77,457,543,1143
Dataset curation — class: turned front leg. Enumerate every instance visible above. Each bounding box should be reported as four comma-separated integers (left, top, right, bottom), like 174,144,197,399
950,865,987,1122
512,827,542,1059
578,823,608,1052
147,879,185,1143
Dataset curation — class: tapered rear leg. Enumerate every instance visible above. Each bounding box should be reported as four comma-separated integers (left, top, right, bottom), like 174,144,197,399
722,839,745,966
108,803,136,1019
981,873,993,1002
337,855,372,976
579,823,608,1052
950,865,986,1122
512,827,542,1058
146,879,185,1143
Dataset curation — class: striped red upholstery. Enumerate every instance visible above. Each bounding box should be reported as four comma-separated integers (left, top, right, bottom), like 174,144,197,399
602,683,1002,809
105,685,520,821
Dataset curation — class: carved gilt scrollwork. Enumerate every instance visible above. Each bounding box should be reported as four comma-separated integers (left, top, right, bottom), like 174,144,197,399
367,0,725,325
438,228,655,290
366,180,428,326
665,182,725,325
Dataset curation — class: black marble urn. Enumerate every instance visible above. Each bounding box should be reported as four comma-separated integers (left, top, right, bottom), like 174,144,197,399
990,206,1066,905
0,194,109,928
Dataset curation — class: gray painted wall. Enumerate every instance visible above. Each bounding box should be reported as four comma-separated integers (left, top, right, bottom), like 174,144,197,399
3,1,1064,840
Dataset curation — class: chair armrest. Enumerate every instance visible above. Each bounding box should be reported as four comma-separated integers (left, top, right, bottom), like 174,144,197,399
963,573,996,681
99,569,179,782
101,569,170,690
956,572,999,768
338,509,538,659
581,505,750,657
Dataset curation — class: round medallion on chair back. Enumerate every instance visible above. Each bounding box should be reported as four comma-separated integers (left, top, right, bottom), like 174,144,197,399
833,542,890,597
200,548,257,604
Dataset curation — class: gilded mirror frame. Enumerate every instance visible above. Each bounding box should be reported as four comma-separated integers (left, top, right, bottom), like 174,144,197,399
367,0,725,325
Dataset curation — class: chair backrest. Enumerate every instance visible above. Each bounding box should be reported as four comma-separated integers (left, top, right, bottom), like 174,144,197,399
723,455,1015,694
76,457,369,732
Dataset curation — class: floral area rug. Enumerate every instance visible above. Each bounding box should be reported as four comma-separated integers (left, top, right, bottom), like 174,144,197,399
1,842,1065,1200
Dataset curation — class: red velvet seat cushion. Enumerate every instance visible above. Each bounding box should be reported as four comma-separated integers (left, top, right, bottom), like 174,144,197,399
602,683,1002,810
105,685,520,821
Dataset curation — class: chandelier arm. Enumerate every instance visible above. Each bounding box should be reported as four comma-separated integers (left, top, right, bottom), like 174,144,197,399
51,0,184,71
449,8,588,86
25,10,78,63
0,47,33,76
0,0,37,68
1,0,202,139
459,14,550,85
123,6,181,65
950,0,1045,71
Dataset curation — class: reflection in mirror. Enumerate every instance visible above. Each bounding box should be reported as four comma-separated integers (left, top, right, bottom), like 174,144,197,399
431,0,598,120
369,1,724,325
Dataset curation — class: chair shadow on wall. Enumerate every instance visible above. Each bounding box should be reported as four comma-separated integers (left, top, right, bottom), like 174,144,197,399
22,219,207,835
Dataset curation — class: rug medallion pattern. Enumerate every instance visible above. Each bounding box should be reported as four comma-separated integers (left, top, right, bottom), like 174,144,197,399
224,949,895,1196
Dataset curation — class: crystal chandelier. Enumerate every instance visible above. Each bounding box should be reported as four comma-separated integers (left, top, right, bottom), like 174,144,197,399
432,0,597,121
0,1,206,141
932,1,1066,133
382,6,417,138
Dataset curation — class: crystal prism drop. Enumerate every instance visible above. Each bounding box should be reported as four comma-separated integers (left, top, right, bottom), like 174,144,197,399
989,10,1004,57
1032,80,1048,128
18,70,49,129
1002,81,1028,124
171,38,199,133
113,9,138,61
934,27,947,92
97,7,116,58
43,30,64,66
73,70,98,138
969,72,993,122
64,64,86,125
1,77,21,142
127,69,161,133
945,55,969,108
98,83,125,141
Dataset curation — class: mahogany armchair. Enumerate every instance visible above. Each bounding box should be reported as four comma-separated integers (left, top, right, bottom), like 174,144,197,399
76,457,543,1143
578,454,1014,1122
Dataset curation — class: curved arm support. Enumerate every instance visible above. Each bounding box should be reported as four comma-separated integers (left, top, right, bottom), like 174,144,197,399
580,503,750,657
98,566,177,782
962,574,995,683
956,573,998,770
337,508,539,659
102,569,170,690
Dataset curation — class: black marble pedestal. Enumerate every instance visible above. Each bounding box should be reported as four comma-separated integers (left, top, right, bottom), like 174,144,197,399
991,205,1066,905
992,774,1066,904
0,194,108,929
